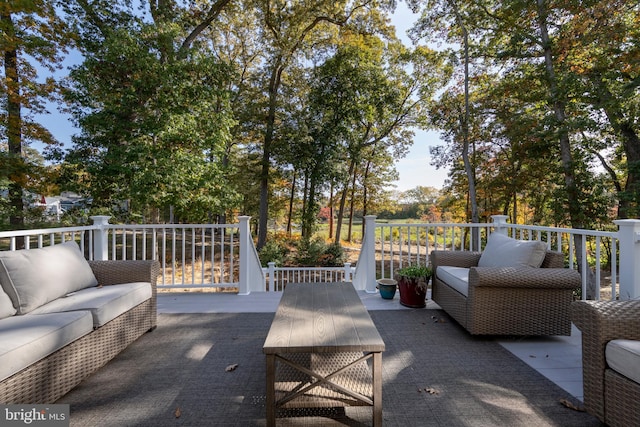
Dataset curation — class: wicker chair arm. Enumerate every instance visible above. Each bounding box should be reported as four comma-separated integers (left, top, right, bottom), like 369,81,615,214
430,250,481,269
88,260,160,287
571,300,640,420
468,266,580,289
571,300,640,341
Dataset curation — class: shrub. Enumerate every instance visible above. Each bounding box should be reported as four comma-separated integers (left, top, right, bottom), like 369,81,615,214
292,237,345,267
258,240,289,267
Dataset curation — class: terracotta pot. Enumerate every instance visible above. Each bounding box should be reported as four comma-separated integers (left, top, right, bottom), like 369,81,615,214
397,276,428,308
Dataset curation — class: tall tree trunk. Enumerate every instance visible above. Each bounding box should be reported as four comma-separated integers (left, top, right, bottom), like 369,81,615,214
347,165,357,243
257,59,284,249
328,184,334,240
536,0,595,297
286,170,296,236
595,84,640,219
334,159,356,245
449,0,479,249
218,144,230,225
2,11,24,230
301,171,309,237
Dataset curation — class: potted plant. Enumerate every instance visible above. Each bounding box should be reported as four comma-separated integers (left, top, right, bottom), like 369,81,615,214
395,264,432,308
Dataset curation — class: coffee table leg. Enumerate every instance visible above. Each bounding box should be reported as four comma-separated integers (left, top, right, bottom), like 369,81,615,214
373,351,382,427
266,354,276,427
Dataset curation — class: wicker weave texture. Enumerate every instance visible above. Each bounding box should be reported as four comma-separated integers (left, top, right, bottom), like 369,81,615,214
571,300,640,425
432,276,467,327
605,369,640,427
275,352,373,409
0,260,159,404
430,250,578,336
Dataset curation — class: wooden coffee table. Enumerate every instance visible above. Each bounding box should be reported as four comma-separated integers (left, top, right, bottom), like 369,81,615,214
263,282,385,426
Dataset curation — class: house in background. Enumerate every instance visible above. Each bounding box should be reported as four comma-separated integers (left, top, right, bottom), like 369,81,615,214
1,191,90,222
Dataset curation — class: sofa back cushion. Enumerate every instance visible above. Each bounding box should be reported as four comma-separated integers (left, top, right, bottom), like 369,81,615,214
478,233,547,268
0,241,98,314
0,287,16,319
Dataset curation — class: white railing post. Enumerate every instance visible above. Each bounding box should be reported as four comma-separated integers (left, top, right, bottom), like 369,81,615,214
491,215,510,236
90,215,111,260
237,216,266,294
353,215,377,293
268,262,276,292
344,262,352,282
613,219,640,300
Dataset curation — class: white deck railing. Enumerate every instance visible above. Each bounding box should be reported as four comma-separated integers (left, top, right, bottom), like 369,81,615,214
353,215,640,301
263,262,355,291
0,216,265,294
2,215,640,300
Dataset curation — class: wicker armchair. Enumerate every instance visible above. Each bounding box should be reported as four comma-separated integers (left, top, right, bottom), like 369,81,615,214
572,300,640,426
430,250,580,335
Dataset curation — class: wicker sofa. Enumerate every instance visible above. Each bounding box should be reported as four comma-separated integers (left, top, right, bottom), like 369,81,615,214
430,233,581,336
0,242,160,403
572,300,640,426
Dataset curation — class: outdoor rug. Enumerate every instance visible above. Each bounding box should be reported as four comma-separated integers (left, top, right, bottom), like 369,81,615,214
58,310,602,426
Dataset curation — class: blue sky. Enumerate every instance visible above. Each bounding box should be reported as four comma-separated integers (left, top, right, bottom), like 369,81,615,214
34,4,449,192
391,3,449,191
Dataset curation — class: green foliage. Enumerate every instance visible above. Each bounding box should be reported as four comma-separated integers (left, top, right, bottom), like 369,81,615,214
3,0,637,234
395,264,432,280
61,4,240,223
293,237,346,267
258,240,290,267
257,234,346,267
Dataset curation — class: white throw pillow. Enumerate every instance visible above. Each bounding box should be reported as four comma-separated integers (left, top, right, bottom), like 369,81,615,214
0,287,16,319
478,233,547,268
0,241,98,314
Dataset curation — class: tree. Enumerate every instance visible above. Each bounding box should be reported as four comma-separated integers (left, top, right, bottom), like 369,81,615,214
252,0,378,249
564,1,640,218
1,0,70,227
312,37,447,243
61,0,238,222
416,0,630,297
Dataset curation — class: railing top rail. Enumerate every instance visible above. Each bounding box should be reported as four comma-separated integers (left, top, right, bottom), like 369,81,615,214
104,223,240,230
0,225,95,238
374,222,490,228
263,265,352,271
373,221,618,239
506,224,618,238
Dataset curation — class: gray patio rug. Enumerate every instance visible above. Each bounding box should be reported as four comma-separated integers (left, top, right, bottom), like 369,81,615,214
58,310,602,426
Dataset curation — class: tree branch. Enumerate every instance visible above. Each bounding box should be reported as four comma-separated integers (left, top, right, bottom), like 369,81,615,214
179,0,233,57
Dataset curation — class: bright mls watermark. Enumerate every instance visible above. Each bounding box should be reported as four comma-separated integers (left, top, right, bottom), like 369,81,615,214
1,405,69,426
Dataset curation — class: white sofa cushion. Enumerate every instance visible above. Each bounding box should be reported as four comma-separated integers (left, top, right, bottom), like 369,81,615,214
0,241,98,314
606,339,640,385
478,233,547,268
29,282,152,327
0,287,16,319
0,311,93,381
436,266,470,297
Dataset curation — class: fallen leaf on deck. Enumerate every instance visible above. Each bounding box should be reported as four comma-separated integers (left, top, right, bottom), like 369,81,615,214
424,387,439,395
559,398,585,412
226,364,239,372
174,407,181,418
